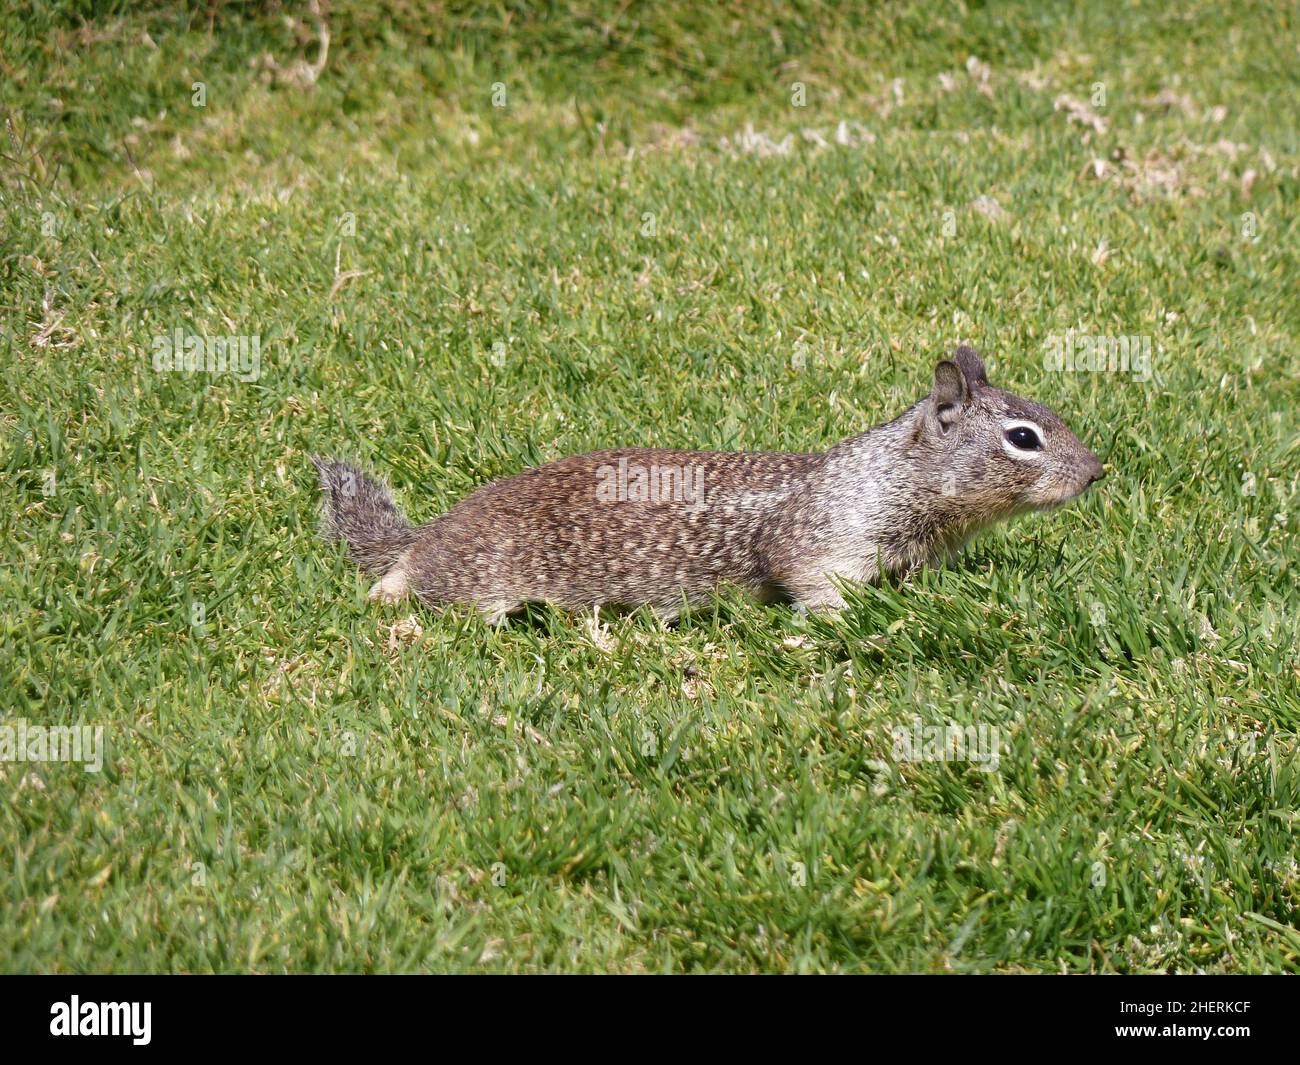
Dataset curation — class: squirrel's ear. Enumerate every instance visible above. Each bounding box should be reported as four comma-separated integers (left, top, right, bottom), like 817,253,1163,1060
952,346,989,389
930,360,969,430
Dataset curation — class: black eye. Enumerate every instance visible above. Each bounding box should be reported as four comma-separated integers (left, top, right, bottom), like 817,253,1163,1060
1006,426,1042,450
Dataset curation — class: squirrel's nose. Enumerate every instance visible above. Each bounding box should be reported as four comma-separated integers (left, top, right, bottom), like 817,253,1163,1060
1085,457,1105,484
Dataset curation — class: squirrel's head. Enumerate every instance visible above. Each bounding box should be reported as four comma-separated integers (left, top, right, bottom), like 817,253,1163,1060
921,346,1104,516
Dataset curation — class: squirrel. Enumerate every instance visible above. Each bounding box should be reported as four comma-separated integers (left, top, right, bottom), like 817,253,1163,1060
313,347,1103,623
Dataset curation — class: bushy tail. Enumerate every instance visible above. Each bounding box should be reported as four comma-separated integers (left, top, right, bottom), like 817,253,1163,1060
311,457,419,576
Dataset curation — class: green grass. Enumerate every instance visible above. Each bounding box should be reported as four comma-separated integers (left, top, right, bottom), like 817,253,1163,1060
1,0,1297,972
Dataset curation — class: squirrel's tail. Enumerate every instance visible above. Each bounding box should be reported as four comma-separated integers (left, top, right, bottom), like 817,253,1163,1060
311,457,420,576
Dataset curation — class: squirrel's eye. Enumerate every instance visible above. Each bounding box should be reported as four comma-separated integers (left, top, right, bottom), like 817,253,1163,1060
1006,426,1042,451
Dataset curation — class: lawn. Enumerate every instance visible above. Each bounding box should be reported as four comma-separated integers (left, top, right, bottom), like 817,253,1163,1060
0,0,1296,972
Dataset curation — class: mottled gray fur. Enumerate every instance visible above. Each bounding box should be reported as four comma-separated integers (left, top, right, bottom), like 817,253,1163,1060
313,348,1103,622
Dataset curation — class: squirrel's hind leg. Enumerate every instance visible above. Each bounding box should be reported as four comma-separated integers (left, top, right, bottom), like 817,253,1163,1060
786,577,848,614
368,566,411,603
650,603,682,627
477,600,522,626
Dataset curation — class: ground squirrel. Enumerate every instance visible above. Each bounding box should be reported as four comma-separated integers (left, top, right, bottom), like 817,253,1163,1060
313,347,1103,623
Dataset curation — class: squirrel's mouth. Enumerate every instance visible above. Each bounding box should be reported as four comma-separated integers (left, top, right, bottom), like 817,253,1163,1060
1034,475,1097,509
1026,473,1101,511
